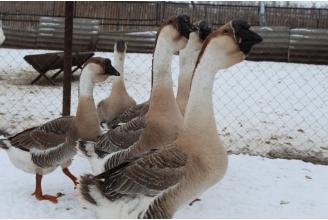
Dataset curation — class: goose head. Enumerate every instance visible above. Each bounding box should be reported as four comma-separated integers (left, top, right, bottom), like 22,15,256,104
196,20,212,41
82,57,120,83
156,15,196,53
114,40,127,53
196,20,262,70
186,20,212,48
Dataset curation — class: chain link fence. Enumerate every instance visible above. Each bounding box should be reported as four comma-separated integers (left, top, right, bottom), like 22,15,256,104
1,2,328,164
1,47,328,164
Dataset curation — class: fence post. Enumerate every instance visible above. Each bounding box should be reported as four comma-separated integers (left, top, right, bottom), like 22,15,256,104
62,1,74,116
259,2,267,26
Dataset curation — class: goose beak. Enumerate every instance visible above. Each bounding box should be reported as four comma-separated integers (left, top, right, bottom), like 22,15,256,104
104,59,120,76
231,20,263,55
176,14,196,39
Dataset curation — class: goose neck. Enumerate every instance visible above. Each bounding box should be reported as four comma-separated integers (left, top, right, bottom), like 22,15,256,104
113,53,125,78
79,67,95,97
152,38,174,88
183,58,220,136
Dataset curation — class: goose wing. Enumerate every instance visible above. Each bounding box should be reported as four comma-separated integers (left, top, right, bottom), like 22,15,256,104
96,145,187,200
9,116,75,151
95,116,145,156
109,101,149,127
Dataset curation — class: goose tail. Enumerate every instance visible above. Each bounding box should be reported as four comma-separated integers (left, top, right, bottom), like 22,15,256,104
77,174,104,208
76,139,96,158
0,139,9,150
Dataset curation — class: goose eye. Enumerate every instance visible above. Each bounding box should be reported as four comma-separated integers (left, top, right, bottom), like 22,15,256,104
222,30,228,34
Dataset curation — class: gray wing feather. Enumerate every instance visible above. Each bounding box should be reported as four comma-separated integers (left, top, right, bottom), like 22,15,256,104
108,102,149,127
96,146,187,200
94,116,145,156
8,116,74,151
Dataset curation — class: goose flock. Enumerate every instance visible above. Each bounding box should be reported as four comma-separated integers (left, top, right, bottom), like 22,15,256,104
0,15,262,218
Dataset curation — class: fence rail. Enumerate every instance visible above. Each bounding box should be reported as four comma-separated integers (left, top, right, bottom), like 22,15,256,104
1,2,328,31
2,17,328,64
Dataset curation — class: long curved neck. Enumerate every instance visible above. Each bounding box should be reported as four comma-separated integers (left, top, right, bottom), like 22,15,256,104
176,40,201,115
112,50,128,94
183,46,226,139
149,36,175,108
75,68,101,139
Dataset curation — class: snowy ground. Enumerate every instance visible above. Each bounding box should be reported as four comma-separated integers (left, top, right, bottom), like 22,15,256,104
0,151,327,218
0,48,328,163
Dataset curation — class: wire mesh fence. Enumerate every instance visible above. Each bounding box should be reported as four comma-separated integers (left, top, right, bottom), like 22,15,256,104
1,2,328,164
1,46,328,163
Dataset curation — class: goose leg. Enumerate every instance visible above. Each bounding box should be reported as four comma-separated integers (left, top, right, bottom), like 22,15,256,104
62,168,78,187
31,174,58,203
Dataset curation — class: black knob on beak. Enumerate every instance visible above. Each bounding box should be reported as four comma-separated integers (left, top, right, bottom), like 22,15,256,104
104,59,120,76
231,20,263,54
176,14,196,39
198,20,212,41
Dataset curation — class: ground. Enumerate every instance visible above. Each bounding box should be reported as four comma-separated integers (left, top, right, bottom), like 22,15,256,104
0,152,327,218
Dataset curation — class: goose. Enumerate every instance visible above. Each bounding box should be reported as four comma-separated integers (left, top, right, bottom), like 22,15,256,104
0,57,120,203
76,15,195,175
78,15,193,218
77,20,262,218
97,40,136,128
107,20,211,128
176,20,212,115
0,20,5,45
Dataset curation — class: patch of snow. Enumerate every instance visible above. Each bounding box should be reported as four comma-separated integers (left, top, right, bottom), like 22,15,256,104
0,152,327,218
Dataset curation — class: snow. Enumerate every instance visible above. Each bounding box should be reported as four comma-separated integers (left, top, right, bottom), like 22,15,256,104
0,150,327,218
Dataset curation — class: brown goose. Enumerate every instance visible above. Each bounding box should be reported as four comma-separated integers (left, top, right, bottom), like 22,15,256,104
76,15,196,174
97,40,136,127
0,57,120,203
77,20,262,218
77,15,196,216
176,20,212,116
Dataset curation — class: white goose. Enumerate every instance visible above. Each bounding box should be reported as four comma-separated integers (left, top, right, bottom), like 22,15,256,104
76,15,195,175
77,15,197,217
78,20,262,218
0,57,120,203
97,40,136,127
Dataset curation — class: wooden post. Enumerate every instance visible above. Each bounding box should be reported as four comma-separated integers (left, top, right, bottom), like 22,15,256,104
62,1,74,116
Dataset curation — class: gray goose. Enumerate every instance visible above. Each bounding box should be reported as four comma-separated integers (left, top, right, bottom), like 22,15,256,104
77,15,196,217
0,57,120,203
76,15,196,174
97,40,136,128
77,20,262,218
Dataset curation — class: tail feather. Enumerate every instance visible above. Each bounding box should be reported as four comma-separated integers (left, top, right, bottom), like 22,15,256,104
78,174,104,207
76,139,96,158
0,139,9,150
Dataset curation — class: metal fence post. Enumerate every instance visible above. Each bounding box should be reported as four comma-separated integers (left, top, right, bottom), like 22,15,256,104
62,1,73,116
259,1,267,26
